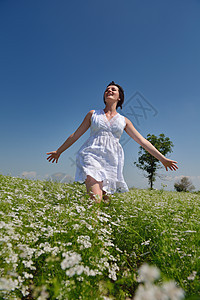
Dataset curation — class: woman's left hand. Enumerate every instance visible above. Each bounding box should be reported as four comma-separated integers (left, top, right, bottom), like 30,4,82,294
162,158,178,171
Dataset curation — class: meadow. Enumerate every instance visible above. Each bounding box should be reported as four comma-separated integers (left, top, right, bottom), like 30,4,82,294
0,174,199,300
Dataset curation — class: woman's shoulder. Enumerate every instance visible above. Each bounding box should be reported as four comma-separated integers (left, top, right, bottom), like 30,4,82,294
85,110,95,118
88,110,95,115
85,110,96,122
87,109,103,116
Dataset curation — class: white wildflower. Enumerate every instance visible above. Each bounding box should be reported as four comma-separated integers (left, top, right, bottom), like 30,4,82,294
100,228,112,235
35,249,45,258
23,272,33,279
65,267,76,277
0,236,9,243
141,239,151,246
51,246,59,256
137,264,160,283
86,224,93,230
5,252,18,264
75,265,85,275
65,264,86,277
40,242,52,252
18,245,36,258
77,235,92,249
41,227,47,232
66,242,72,246
75,205,86,213
0,277,18,291
77,276,84,281
116,247,123,253
104,241,114,247
162,281,185,300
108,263,119,281
0,221,6,229
22,260,36,270
97,216,109,222
56,194,62,200
17,275,23,284
100,212,111,218
134,284,167,300
187,271,197,281
61,251,82,270
110,221,120,226
64,280,71,286
83,266,99,276
72,224,80,230
21,285,30,296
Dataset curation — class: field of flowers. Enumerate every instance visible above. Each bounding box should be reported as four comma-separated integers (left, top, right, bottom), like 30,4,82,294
0,174,199,300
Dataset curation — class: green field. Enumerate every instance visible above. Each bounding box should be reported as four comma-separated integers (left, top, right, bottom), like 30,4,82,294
0,175,199,299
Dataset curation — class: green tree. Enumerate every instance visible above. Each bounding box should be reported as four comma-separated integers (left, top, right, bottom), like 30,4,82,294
174,176,195,192
134,133,174,189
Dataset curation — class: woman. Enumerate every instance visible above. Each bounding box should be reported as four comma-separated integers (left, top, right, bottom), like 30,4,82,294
47,81,178,201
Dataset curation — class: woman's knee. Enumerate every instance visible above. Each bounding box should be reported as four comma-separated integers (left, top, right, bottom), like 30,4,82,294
85,175,95,185
85,175,102,187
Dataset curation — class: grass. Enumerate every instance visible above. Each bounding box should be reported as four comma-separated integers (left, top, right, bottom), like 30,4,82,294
0,174,199,299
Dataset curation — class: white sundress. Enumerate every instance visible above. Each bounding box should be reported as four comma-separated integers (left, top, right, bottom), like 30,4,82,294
75,109,129,194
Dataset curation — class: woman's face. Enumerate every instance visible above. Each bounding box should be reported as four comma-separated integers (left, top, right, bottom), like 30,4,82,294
104,85,120,103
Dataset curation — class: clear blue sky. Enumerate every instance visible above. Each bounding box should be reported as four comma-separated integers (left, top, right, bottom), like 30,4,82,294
1,0,200,190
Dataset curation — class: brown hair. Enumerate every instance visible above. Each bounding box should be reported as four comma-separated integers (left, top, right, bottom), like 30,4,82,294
103,81,124,109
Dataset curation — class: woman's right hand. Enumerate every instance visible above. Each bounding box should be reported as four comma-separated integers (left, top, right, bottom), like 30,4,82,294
46,151,61,163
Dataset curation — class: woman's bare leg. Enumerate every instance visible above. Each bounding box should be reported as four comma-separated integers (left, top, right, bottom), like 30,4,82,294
85,175,103,202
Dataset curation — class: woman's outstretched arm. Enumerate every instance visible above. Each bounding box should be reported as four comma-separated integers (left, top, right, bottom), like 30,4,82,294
124,117,178,171
47,110,94,163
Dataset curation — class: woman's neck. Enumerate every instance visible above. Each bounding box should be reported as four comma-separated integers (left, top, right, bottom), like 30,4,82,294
104,103,117,114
